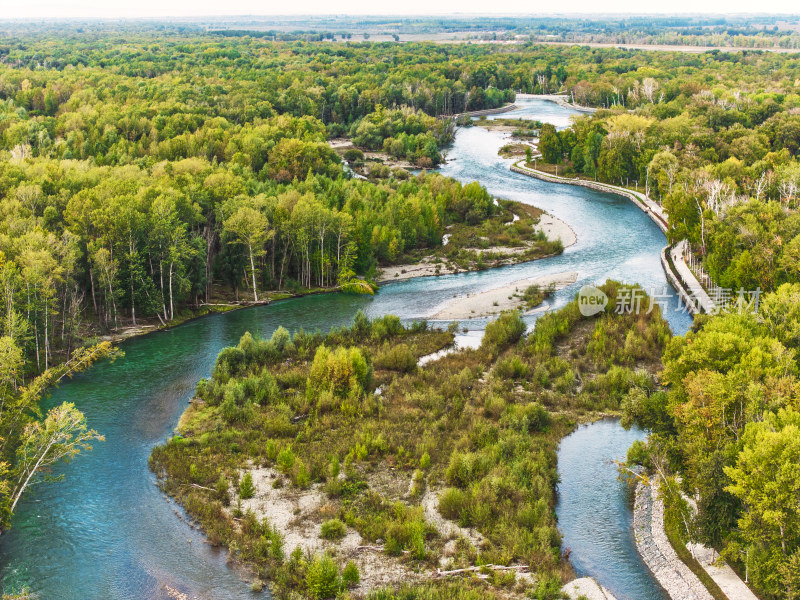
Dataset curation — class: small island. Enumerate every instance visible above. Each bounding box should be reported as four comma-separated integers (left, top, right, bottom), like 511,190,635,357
150,281,670,598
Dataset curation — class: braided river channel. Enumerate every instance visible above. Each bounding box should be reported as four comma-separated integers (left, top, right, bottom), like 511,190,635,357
0,98,687,599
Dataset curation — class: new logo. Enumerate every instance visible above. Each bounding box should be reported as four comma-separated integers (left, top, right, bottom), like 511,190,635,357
577,285,608,317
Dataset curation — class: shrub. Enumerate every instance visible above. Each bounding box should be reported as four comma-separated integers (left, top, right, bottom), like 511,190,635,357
295,460,310,489
305,553,340,599
410,469,425,497
524,282,555,309
445,452,490,488
375,343,417,373
530,574,565,600
371,315,404,341
342,560,360,588
384,536,403,556
343,148,364,162
482,311,526,351
419,452,431,470
438,488,468,520
277,447,296,473
627,439,651,468
215,474,230,506
320,518,346,540
329,456,341,479
270,325,293,353
265,439,278,461
514,402,551,433
494,355,529,379
256,372,280,406
213,346,246,381
239,472,255,499
309,345,372,400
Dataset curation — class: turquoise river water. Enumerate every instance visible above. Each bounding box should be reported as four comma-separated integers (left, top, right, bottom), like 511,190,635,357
0,99,688,599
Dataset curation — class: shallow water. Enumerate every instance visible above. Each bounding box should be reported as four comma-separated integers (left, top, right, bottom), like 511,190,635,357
0,99,686,599
485,96,579,129
556,419,670,600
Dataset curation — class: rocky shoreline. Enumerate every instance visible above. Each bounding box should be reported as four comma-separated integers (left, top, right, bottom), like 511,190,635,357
515,93,597,114
511,161,719,316
633,480,713,600
451,102,519,118
509,163,668,234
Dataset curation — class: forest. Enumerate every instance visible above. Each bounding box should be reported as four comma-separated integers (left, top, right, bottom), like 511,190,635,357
1,23,800,599
529,62,800,293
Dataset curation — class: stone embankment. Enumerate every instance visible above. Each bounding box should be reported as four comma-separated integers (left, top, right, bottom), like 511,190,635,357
510,162,668,233
660,242,717,315
448,103,519,118
511,161,721,315
633,480,714,600
515,93,597,113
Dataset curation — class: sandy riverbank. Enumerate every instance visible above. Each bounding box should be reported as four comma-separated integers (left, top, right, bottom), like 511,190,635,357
475,122,527,132
562,578,619,600
379,210,576,284
539,211,577,247
329,138,418,169
452,103,518,118
429,271,578,320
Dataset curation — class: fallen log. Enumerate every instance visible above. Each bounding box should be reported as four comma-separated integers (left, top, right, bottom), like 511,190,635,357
187,483,216,492
435,564,529,577
356,545,410,554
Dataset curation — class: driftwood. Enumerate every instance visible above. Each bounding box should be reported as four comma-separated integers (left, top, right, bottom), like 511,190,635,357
291,413,309,423
435,564,529,577
198,302,243,306
187,483,216,492
356,545,410,554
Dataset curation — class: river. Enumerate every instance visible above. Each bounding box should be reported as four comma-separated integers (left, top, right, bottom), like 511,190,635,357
0,98,690,599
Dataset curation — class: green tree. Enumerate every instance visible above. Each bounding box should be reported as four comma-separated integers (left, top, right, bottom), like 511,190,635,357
239,472,255,499
224,204,271,302
725,409,800,596
0,341,117,531
305,553,340,599
538,123,561,164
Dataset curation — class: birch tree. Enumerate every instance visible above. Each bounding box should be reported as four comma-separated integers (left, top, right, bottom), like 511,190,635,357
0,341,118,532
224,205,271,302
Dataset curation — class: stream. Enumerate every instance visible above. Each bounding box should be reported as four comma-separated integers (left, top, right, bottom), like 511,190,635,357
0,98,690,599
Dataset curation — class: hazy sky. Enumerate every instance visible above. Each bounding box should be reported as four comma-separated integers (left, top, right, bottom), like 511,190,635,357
1,0,798,19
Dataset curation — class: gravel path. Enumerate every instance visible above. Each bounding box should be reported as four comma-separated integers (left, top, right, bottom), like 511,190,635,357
686,543,759,600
